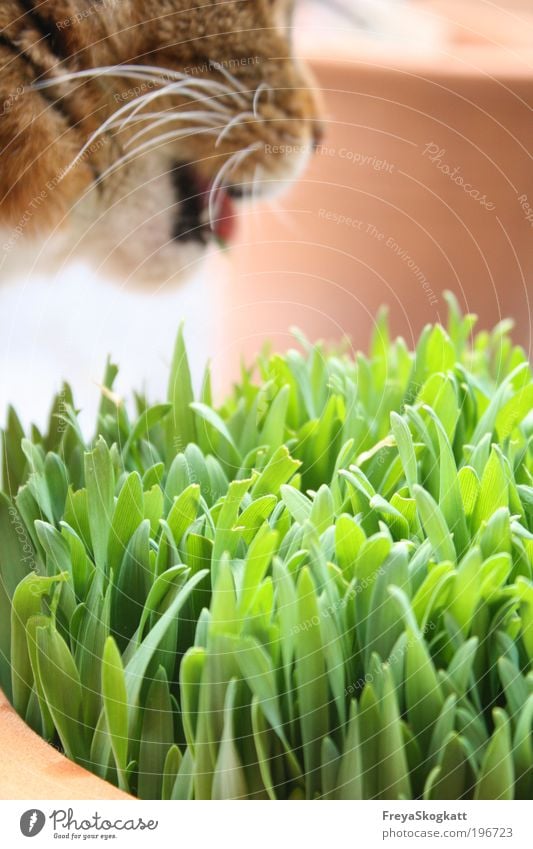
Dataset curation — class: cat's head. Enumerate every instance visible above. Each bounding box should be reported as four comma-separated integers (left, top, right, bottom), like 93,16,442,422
0,0,322,283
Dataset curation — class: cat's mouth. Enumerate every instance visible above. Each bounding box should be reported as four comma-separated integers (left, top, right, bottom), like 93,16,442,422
172,163,238,246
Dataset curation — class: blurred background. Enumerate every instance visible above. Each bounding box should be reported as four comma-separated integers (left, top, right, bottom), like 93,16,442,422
1,0,532,430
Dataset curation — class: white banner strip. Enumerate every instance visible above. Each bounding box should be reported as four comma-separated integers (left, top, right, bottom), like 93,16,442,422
2,800,530,848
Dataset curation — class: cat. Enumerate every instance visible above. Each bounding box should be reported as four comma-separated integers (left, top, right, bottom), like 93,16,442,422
0,1,322,283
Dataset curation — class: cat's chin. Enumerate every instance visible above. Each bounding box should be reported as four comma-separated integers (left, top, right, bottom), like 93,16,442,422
88,238,213,290
58,156,237,287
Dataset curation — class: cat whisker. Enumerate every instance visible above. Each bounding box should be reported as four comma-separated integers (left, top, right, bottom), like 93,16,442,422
252,82,271,119
208,61,249,95
112,62,245,96
208,142,261,228
116,80,233,135
32,64,238,100
124,111,224,149
61,83,229,179
60,95,150,179
91,126,221,189
33,62,261,183
215,111,257,148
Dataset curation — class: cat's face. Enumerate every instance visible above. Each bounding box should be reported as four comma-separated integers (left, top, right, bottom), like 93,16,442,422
0,0,322,284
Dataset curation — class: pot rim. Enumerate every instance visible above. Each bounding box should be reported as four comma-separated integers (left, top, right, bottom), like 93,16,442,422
306,44,533,82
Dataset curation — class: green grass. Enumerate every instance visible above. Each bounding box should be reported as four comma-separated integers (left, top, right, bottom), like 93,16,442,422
1,293,532,800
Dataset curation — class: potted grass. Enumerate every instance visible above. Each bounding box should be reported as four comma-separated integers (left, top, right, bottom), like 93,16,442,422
0,293,532,800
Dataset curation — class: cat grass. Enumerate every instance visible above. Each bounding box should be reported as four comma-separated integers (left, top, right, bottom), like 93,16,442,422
1,293,532,800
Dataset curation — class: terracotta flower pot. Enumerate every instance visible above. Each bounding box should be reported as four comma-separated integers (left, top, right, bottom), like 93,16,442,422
0,691,130,799
212,33,533,386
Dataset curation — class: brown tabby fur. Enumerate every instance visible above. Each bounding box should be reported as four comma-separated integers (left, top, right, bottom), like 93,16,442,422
0,1,322,281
